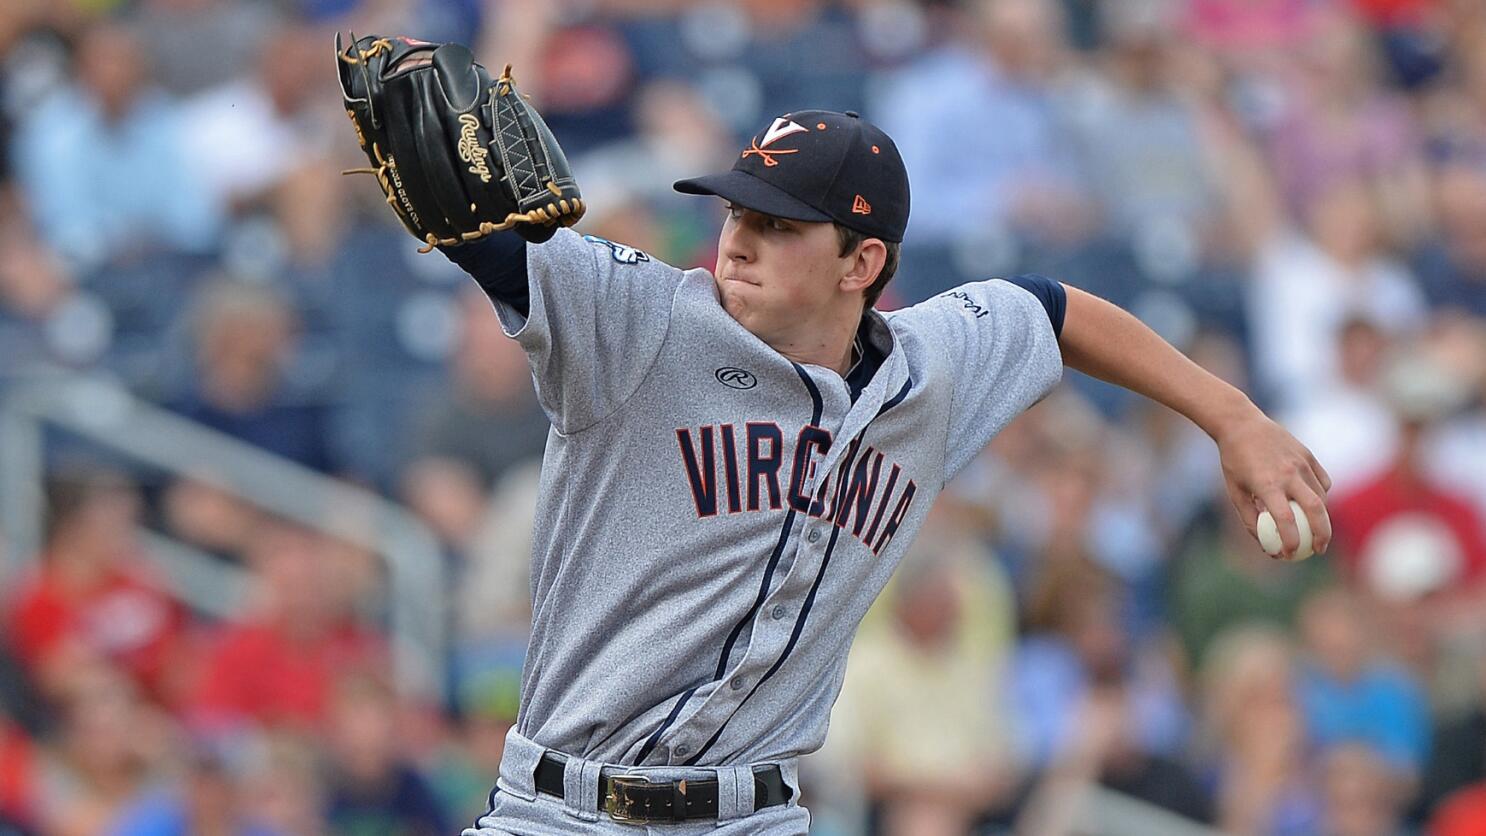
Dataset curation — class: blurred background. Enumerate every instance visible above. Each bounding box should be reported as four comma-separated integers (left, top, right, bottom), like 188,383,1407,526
0,0,1484,834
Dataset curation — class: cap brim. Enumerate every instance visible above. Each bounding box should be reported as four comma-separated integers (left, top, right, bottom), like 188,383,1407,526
673,170,832,223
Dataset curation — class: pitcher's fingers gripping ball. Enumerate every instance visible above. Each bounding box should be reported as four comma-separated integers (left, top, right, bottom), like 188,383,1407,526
335,33,585,251
1257,499,1328,561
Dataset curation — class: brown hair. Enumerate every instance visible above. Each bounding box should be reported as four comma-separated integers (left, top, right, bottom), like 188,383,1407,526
835,224,900,309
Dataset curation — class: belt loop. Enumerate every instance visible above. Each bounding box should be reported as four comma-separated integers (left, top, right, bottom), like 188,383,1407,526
496,727,542,801
561,755,602,821
777,759,799,804
715,765,753,821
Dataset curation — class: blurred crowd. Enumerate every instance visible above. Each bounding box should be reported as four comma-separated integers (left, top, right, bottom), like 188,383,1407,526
1,0,1486,834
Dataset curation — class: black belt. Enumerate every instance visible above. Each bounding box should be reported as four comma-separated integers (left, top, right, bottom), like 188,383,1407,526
534,753,791,823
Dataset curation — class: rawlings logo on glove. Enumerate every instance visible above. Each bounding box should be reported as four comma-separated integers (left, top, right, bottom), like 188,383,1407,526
336,33,585,250
457,114,492,183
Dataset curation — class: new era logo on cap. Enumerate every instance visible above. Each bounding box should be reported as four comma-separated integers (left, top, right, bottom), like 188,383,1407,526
673,109,910,243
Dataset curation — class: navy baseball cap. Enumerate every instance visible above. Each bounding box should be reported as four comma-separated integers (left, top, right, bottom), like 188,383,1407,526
674,110,910,243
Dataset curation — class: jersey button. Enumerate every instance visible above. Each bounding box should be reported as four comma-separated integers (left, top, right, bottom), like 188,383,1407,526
807,529,821,544
730,676,745,690
771,605,787,620
675,744,691,757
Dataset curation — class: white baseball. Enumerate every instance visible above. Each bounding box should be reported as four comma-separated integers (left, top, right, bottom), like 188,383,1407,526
1256,499,1316,561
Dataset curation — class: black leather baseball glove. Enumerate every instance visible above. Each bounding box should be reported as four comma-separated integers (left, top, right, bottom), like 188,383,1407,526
336,33,584,249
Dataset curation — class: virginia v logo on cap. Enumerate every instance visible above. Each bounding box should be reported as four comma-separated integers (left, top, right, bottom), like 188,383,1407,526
760,117,808,148
674,109,911,243
743,117,810,167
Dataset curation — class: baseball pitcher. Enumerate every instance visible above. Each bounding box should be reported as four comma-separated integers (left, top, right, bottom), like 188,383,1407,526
336,35,1332,834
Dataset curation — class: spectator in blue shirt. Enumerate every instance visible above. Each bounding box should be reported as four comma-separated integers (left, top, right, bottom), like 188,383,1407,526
1295,586,1432,777
1006,556,1188,771
874,0,1092,248
10,23,223,272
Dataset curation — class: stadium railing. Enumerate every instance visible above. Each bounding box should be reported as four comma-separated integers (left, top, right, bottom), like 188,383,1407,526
0,371,447,701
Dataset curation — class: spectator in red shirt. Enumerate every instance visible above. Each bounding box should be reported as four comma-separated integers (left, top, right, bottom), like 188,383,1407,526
1330,351,1486,590
2,468,188,705
190,518,387,732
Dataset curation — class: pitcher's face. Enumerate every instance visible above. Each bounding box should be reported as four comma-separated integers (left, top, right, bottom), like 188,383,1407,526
713,204,852,344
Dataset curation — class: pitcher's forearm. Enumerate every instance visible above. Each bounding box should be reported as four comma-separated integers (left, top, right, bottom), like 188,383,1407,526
1058,284,1261,440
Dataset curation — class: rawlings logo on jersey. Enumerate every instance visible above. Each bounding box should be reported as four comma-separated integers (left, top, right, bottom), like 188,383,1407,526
715,368,757,390
675,424,917,556
583,234,650,265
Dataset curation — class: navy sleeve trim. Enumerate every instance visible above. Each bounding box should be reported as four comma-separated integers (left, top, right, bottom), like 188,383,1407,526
998,273,1065,338
438,231,530,317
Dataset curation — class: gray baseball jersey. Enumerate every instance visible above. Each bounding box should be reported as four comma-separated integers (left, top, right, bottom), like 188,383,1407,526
492,228,1062,769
